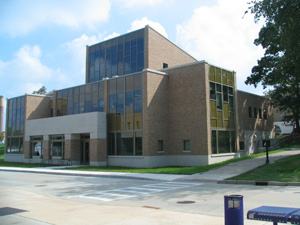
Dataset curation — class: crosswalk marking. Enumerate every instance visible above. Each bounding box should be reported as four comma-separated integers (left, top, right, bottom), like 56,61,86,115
69,182,202,203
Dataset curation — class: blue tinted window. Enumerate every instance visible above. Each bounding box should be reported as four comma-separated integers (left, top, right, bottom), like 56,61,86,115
73,103,79,114
85,101,91,113
134,90,142,113
109,94,116,109
93,104,98,112
100,49,105,64
124,56,130,74
131,39,137,46
99,99,104,112
125,91,133,107
112,59,117,75
116,93,124,115
68,107,72,115
131,62,137,73
89,52,95,66
131,46,137,62
112,45,117,59
137,52,144,68
138,37,144,52
125,42,130,56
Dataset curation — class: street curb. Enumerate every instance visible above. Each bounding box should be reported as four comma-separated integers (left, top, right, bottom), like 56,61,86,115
218,180,300,186
0,168,160,181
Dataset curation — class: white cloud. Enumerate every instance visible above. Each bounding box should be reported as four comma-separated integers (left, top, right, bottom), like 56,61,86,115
117,0,163,8
129,17,168,38
0,0,111,36
104,32,120,41
176,0,265,95
0,45,66,96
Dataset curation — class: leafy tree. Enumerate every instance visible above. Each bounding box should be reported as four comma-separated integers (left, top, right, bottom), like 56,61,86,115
245,0,300,133
0,132,3,142
32,86,47,95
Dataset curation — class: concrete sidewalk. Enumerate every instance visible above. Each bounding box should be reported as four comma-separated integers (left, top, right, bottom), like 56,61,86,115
0,149,300,183
180,148,300,183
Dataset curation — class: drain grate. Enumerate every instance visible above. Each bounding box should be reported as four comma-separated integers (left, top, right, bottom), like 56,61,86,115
177,201,196,204
255,181,268,186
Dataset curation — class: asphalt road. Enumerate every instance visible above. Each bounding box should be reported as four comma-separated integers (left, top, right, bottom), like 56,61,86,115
1,171,300,224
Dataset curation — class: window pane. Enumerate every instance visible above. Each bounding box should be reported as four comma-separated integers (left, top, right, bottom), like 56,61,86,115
135,132,142,155
117,132,133,155
223,86,228,102
184,140,190,151
109,94,116,110
108,133,115,155
249,106,252,118
98,99,104,112
158,140,163,152
217,93,222,110
211,130,217,154
218,131,230,153
210,83,216,100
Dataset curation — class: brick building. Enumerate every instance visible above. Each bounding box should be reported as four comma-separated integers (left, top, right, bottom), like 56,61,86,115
4,26,274,167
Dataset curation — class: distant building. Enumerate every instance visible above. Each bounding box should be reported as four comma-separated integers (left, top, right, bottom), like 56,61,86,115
4,26,274,167
0,95,4,132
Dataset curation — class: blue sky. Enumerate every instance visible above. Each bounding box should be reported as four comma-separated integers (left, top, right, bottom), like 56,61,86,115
0,0,266,126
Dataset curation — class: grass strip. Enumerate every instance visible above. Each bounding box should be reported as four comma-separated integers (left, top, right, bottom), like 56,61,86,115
228,153,300,182
64,148,296,175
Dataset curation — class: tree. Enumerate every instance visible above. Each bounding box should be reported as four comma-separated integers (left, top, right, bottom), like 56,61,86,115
32,86,47,95
245,0,300,133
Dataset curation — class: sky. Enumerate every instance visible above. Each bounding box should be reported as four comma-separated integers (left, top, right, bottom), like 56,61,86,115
0,0,266,127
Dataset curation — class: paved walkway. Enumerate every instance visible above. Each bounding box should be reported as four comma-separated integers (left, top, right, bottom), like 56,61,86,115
1,149,300,183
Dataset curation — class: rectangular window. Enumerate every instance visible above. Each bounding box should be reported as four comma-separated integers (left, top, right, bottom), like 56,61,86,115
98,99,104,112
263,109,267,120
210,82,216,100
109,94,116,110
183,140,191,151
85,101,91,113
50,135,65,158
216,93,223,110
31,136,43,157
163,63,168,68
158,140,163,152
254,107,258,119
258,108,262,119
249,106,252,118
135,132,142,155
211,130,217,154
223,86,228,102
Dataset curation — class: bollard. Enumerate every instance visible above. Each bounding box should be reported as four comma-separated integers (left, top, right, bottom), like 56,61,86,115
224,195,244,225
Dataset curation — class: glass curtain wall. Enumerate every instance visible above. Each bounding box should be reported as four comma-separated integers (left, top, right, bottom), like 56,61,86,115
6,96,25,153
56,81,104,116
88,29,144,83
108,74,143,156
209,66,236,154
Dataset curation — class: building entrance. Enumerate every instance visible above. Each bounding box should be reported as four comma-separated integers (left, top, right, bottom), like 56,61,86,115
81,135,90,165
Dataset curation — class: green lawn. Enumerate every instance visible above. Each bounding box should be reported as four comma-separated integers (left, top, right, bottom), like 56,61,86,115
65,148,294,175
228,153,300,182
1,143,299,178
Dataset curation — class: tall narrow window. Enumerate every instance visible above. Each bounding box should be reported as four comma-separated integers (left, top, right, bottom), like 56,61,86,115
158,140,163,152
216,93,223,110
254,107,258,119
183,140,191,151
210,83,216,100
249,106,252,118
